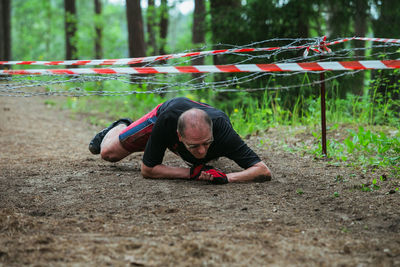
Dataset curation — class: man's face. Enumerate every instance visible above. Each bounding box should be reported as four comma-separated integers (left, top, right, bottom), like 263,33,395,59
178,127,213,159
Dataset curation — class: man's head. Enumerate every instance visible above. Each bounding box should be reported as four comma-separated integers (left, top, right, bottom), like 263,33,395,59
177,108,213,159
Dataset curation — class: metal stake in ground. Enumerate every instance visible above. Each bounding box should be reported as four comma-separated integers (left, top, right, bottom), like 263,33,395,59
320,70,327,157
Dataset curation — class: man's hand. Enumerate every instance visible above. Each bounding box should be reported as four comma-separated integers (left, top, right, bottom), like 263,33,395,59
190,164,228,184
190,164,206,180
203,168,228,184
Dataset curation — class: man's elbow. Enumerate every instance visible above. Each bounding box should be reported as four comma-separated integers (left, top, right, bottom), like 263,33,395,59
253,162,272,182
264,165,272,179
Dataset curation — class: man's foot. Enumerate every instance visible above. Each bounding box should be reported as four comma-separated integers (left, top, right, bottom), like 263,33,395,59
88,118,133,155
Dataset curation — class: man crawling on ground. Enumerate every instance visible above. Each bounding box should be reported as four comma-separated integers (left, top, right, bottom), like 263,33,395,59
89,97,272,184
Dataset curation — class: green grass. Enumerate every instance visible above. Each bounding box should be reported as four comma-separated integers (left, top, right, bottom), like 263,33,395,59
315,127,399,175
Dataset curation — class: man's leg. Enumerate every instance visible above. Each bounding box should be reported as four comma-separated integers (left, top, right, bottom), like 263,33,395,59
89,103,163,163
100,124,132,162
89,118,132,155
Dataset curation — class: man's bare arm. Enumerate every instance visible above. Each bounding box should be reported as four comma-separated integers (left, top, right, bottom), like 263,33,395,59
141,162,190,179
226,161,272,183
141,161,272,183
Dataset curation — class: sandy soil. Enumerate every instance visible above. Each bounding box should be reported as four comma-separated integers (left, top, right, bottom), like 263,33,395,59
0,95,399,266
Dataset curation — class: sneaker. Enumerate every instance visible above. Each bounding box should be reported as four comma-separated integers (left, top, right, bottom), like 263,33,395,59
88,118,133,155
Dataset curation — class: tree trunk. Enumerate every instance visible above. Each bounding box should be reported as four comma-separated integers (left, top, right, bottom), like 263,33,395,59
326,0,352,38
94,0,103,59
64,0,78,62
0,0,11,69
209,0,242,100
209,0,241,65
192,0,205,48
372,0,400,43
371,0,400,101
146,0,157,55
126,0,146,58
126,0,146,86
326,0,354,98
353,0,368,96
192,0,205,80
159,0,168,55
294,1,309,38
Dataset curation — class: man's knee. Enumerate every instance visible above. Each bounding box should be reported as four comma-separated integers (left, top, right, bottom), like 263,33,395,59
100,147,122,162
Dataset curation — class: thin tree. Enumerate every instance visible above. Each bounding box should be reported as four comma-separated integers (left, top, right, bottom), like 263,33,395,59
372,0,400,100
209,0,241,65
126,0,146,86
146,0,157,55
0,0,11,69
126,0,146,58
209,0,241,93
326,0,354,98
94,0,103,59
159,0,168,55
64,0,77,63
326,0,352,38
192,0,205,80
353,0,369,96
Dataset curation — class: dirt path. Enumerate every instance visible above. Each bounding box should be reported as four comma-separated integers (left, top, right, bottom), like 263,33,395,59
0,95,399,266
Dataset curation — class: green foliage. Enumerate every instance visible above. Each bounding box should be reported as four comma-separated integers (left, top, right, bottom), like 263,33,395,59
102,3,128,58
12,0,64,61
358,177,382,192
167,9,192,53
11,0,128,61
296,188,304,195
304,126,400,179
344,127,400,167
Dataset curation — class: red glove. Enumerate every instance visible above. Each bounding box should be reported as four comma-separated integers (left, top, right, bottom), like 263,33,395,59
190,164,228,184
203,168,229,184
190,164,205,180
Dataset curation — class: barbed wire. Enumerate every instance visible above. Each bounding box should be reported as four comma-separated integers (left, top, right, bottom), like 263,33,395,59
1,37,399,97
0,70,364,97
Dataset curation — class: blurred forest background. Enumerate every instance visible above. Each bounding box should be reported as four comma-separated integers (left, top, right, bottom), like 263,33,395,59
1,0,399,62
0,0,399,128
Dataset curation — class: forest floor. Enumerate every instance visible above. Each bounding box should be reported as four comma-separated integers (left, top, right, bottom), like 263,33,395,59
0,95,399,266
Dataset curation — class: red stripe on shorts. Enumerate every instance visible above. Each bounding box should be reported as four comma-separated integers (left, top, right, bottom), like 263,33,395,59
119,103,162,152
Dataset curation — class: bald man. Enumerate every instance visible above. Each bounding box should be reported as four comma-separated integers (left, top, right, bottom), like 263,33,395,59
89,97,271,184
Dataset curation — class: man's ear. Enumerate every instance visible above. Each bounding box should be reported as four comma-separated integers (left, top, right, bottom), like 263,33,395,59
177,130,183,142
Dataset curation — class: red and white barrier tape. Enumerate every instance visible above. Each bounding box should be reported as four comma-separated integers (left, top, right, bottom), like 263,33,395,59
303,36,400,57
0,46,311,66
2,36,399,67
304,36,331,56
352,37,400,44
1,60,399,75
